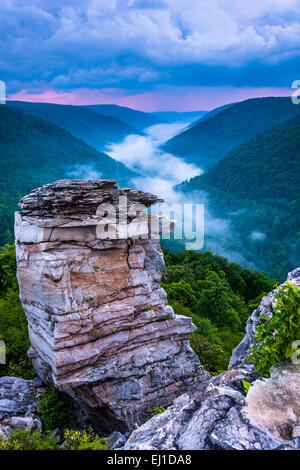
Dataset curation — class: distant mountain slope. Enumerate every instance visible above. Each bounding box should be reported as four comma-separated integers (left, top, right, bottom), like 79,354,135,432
163,97,300,169
85,104,159,131
180,113,300,202
178,113,300,280
0,105,137,245
7,101,141,151
192,103,234,124
151,111,207,123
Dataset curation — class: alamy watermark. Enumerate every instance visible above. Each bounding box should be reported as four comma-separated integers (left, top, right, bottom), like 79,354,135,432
0,341,6,364
291,80,300,105
0,81,6,105
292,340,300,365
96,196,204,250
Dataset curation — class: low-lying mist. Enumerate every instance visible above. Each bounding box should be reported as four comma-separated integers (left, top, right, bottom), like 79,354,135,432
106,121,200,202
105,121,252,267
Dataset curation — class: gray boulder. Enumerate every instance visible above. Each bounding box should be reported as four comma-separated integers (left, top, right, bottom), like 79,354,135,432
0,376,45,441
125,268,300,450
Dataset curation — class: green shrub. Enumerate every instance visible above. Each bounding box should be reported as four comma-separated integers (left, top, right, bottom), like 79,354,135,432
63,429,108,450
38,386,69,431
190,333,227,375
0,429,59,450
242,380,251,394
0,428,109,451
0,289,34,379
249,281,300,376
153,406,166,415
0,244,18,291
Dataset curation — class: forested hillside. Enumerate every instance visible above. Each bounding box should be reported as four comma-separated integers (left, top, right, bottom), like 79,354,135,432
182,113,300,202
189,102,234,125
7,101,141,151
178,113,300,280
163,249,275,374
0,106,137,245
163,97,300,169
85,104,159,131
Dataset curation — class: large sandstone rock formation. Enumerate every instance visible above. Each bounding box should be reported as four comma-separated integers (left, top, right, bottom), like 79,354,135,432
15,180,206,431
125,268,300,450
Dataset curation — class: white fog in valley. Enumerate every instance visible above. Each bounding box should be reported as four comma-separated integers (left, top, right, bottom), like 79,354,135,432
106,121,200,202
105,121,249,266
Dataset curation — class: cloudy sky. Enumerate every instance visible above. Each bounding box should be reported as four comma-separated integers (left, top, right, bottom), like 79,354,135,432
1,0,300,110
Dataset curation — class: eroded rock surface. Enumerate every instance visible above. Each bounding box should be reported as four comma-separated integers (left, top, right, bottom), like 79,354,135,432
0,376,44,440
15,180,206,431
125,268,300,450
229,267,300,370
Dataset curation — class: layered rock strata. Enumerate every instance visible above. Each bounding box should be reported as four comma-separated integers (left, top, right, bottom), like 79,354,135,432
125,268,300,450
15,180,206,431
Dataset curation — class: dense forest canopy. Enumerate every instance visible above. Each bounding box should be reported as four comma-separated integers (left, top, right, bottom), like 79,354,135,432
178,111,300,281
7,101,142,151
163,97,300,169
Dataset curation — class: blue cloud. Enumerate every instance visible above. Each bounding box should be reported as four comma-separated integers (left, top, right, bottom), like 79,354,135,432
0,0,299,95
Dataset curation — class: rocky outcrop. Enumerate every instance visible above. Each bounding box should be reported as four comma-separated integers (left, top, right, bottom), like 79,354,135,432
0,376,45,422
15,180,206,432
229,267,300,369
0,376,44,440
125,268,300,450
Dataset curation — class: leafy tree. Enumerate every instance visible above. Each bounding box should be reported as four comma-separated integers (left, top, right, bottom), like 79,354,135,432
0,244,34,378
0,430,59,450
249,282,300,376
163,249,275,374
196,270,242,331
164,279,197,309
0,244,18,291
38,386,70,431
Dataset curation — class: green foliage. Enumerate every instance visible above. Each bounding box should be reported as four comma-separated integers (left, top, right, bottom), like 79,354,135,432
163,249,275,374
164,279,197,309
38,386,70,431
0,429,59,450
0,245,18,291
189,333,228,375
63,429,108,450
242,380,251,394
0,244,34,379
147,405,166,421
0,428,108,451
153,406,166,415
249,282,300,376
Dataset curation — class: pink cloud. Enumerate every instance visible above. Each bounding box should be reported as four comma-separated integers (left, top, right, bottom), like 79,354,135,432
7,86,294,112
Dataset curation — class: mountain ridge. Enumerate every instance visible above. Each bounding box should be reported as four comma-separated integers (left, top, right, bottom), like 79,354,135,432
85,103,159,131
0,105,137,245
163,97,300,169
7,100,142,151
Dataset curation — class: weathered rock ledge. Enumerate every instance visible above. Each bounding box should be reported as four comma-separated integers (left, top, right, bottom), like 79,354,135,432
125,268,300,450
0,376,45,441
15,180,207,431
